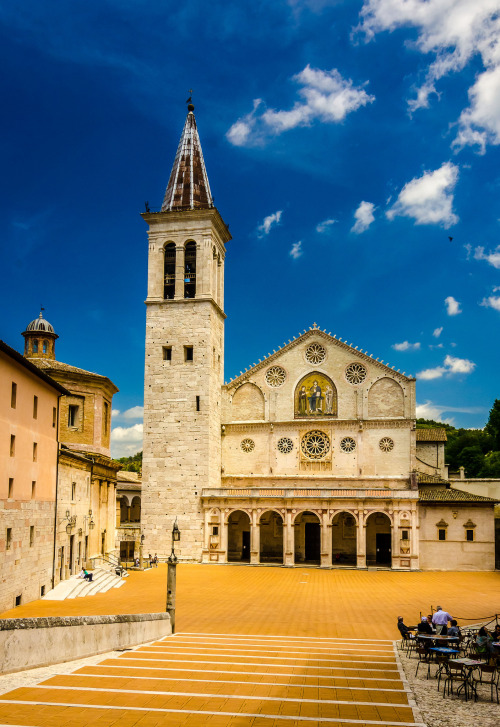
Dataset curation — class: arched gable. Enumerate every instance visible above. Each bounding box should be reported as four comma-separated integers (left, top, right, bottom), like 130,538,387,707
231,382,265,421
368,377,404,417
294,371,337,418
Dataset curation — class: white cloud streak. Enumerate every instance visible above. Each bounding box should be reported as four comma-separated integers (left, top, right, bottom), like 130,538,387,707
474,244,500,269
316,218,337,233
227,66,374,146
358,0,500,151
392,341,421,351
257,210,283,237
289,241,303,259
417,354,476,380
351,201,375,233
386,163,459,228
480,295,500,311
445,296,461,316
433,327,443,338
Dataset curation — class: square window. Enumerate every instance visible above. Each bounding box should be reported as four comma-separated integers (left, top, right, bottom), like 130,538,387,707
184,345,193,362
163,346,172,361
212,526,219,536
438,529,446,541
33,395,38,420
466,529,474,541
11,382,17,409
401,530,409,540
68,404,79,428
8,478,14,498
10,435,15,457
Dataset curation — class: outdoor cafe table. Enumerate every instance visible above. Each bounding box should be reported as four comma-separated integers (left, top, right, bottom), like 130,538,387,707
448,658,484,701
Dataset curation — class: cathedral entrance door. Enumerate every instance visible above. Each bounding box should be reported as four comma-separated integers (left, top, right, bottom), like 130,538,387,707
305,522,320,562
376,533,392,565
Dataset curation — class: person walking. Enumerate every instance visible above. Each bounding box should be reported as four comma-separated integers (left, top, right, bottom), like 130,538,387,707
432,606,452,635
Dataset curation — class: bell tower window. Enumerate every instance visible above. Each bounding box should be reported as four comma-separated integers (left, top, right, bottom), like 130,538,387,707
42,340,48,354
32,340,38,354
184,241,196,298
164,243,176,299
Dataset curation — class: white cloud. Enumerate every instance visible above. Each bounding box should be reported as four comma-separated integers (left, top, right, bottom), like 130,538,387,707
358,1,500,151
111,423,143,458
473,245,500,269
112,409,120,417
316,218,337,233
289,241,303,259
416,400,484,420
226,65,374,146
392,341,421,351
122,405,144,420
257,210,282,238
432,327,443,338
351,201,375,233
445,295,461,316
386,163,459,228
417,354,476,380
480,295,500,311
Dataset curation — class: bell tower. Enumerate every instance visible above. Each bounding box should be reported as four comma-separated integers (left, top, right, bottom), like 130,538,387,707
141,104,231,560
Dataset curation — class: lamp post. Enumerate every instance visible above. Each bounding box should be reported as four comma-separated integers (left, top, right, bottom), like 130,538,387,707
166,517,180,633
139,533,145,569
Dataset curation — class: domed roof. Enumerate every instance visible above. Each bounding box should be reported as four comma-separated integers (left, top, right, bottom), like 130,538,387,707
24,309,56,334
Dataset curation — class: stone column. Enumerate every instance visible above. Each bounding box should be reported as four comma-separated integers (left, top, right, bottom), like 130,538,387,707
357,512,366,568
390,510,398,569
221,513,229,563
320,512,331,568
174,245,185,299
250,512,260,564
284,510,294,566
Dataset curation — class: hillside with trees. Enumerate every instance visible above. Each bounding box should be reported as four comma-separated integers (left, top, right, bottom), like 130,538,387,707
417,399,500,478
117,451,142,474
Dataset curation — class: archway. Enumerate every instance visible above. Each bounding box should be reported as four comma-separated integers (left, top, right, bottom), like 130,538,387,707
130,496,141,523
119,497,129,524
294,511,321,564
259,510,283,564
331,511,357,566
366,512,392,566
228,510,251,562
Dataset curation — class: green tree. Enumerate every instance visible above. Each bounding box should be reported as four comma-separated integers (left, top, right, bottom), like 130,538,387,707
485,399,500,450
117,451,142,473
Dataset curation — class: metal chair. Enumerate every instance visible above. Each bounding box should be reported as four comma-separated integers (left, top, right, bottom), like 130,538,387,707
443,663,471,700
474,664,499,703
415,646,431,679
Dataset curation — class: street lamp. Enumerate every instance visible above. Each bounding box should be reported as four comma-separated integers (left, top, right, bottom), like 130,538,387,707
139,533,145,569
166,517,180,633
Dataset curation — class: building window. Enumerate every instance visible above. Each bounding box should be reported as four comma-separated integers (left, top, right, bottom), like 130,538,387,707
184,241,196,298
72,482,76,500
10,435,15,457
466,529,474,541
6,528,12,550
31,481,36,499
40,585,45,597
33,442,37,461
402,530,409,540
53,407,57,428
184,345,193,362
212,526,219,536
68,404,80,428
30,526,35,547
11,382,17,408
33,395,38,419
15,595,21,607
438,529,446,541
163,346,172,361
33,340,38,354
103,401,109,436
8,478,14,498
196,395,200,412
163,242,176,299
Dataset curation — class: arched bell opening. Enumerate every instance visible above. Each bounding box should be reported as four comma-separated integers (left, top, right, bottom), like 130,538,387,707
184,241,196,298
130,496,141,523
163,243,176,299
331,512,357,566
366,512,392,567
294,511,321,564
227,510,251,562
259,510,283,564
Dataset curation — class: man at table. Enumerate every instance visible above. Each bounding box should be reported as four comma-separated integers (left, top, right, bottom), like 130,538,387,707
397,616,414,639
432,605,453,635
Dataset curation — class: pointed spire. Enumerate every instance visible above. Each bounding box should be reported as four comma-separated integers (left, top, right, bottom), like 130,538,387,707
162,104,214,212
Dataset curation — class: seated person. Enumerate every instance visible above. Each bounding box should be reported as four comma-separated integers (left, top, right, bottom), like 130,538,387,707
77,568,86,579
417,616,433,635
83,569,93,582
397,617,414,639
476,626,493,656
447,620,461,639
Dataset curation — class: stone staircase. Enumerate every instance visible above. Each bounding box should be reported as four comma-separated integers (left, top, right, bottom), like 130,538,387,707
42,567,126,601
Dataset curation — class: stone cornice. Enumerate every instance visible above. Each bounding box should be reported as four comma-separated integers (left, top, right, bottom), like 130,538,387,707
142,207,231,245
224,327,415,389
223,419,414,432
145,296,226,319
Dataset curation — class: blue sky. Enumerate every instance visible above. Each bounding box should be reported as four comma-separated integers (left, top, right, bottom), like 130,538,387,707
1,1,499,457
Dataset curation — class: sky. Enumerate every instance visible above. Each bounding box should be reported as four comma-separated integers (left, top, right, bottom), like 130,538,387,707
1,0,499,457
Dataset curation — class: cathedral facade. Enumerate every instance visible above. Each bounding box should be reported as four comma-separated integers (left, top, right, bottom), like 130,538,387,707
141,106,496,571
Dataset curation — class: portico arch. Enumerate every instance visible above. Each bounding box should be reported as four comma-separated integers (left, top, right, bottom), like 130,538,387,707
294,510,321,564
259,510,283,563
366,512,392,566
228,510,251,562
331,511,357,566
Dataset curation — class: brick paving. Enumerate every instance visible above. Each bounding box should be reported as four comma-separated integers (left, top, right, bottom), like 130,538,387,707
1,565,499,725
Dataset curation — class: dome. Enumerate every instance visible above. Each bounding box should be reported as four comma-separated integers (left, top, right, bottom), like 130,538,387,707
24,310,56,334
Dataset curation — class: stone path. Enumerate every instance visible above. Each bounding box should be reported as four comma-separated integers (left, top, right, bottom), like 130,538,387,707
0,633,423,726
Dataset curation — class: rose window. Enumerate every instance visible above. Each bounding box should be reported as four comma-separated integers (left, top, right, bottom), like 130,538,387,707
379,437,394,452
301,430,330,459
305,342,326,365
277,437,293,454
241,438,255,453
265,366,286,387
340,437,356,453
345,363,367,385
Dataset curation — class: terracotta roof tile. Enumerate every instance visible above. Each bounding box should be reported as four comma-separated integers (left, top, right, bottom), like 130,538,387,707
419,487,498,503
416,428,448,442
